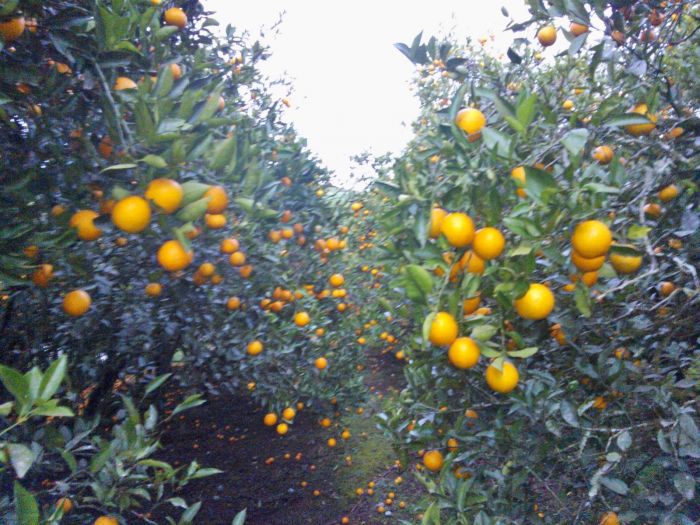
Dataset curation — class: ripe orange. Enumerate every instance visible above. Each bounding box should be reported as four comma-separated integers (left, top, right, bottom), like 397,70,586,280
226,297,241,310
580,271,598,287
327,438,337,447
537,25,557,46
514,283,555,320
220,238,240,253
429,207,447,238
56,497,73,513
315,357,328,369
205,213,226,229
570,22,589,36
428,312,458,346
643,203,662,218
485,361,519,393
459,251,485,275
625,103,657,136
204,185,228,213
659,281,675,297
112,196,151,233
658,184,679,202
571,250,605,272
294,311,310,327
455,108,486,135
599,512,620,525
329,273,345,287
239,265,253,278
350,202,363,212
157,240,192,271
69,210,102,241
94,517,118,525
229,251,246,266
571,220,612,258
264,413,277,426
98,136,113,159
164,7,187,28
562,100,574,110
448,337,480,369
169,63,182,80
423,450,444,472
247,340,263,356
198,262,215,277
511,166,526,184
462,295,481,315
0,17,26,42
276,422,288,435
63,289,91,316
282,407,296,420
145,283,162,297
145,178,183,214
114,76,137,91
610,253,642,274
440,212,475,248
472,227,505,260
32,264,54,288
592,145,614,165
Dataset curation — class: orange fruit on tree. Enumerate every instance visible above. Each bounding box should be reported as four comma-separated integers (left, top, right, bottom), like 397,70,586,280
580,271,598,287
205,213,226,229
592,145,614,165
329,273,344,287
98,136,113,159
114,76,137,91
63,289,91,317
659,281,675,297
472,227,505,260
282,407,296,420
220,238,239,253
448,337,480,369
454,108,486,135
571,220,612,258
537,25,557,46
94,517,118,525
264,413,278,426
514,283,555,320
164,7,187,28
204,185,228,213
315,356,328,369
69,210,102,241
112,196,151,233
610,253,642,274
198,262,215,277
169,63,182,80
428,312,458,346
423,450,444,472
56,497,73,513
644,203,662,218
562,100,574,110
625,103,657,136
571,250,605,272
570,22,589,36
462,295,481,315
276,422,288,435
247,340,263,356
145,283,162,297
240,265,253,278
485,361,519,393
294,311,310,327
440,212,475,248
429,206,447,238
157,240,192,271
145,178,182,214
229,251,246,266
599,512,620,525
32,264,54,288
226,296,241,310
658,184,679,202
459,250,485,275
0,17,25,42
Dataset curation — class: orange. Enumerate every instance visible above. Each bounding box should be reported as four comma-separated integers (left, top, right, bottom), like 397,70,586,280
269,230,282,243
455,108,486,135
326,237,340,250
229,251,246,266
114,76,137,91
459,251,485,275
220,238,239,253
198,262,215,277
472,227,505,260
592,145,614,165
145,178,182,214
462,295,481,315
94,518,118,525
164,7,187,28
599,512,620,525
263,413,277,426
204,185,228,213
226,297,241,310
350,202,363,212
63,289,91,317
571,250,605,272
571,220,612,258
69,210,102,241
440,212,475,248
448,337,480,369
282,407,296,420
428,312,458,346
315,357,328,369
157,240,192,272
281,227,293,239
610,253,642,274
327,438,337,447
112,196,151,233
644,203,662,218
294,311,310,327
485,361,519,393
32,264,54,288
562,100,574,110
514,283,555,320
429,207,447,238
0,17,26,42
276,422,288,435
511,166,526,184
169,63,182,80
659,281,675,297
247,340,263,356
537,25,557,46
56,497,73,513
625,103,657,136
570,22,589,36
581,271,598,287
329,273,344,287
423,450,443,472
205,213,226,229
320,417,331,427
98,136,113,159
239,265,253,278
658,184,679,202
315,327,325,336
145,283,162,297
51,204,66,217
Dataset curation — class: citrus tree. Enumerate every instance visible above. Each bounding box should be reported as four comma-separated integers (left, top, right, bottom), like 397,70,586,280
368,1,699,523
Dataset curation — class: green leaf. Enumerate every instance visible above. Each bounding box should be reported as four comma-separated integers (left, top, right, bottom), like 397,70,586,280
481,127,512,158
560,401,579,427
8,445,35,479
32,405,73,417
574,282,591,318
180,501,202,524
208,136,238,171
524,166,557,203
39,355,67,401
516,93,537,127
172,394,206,417
600,476,629,495
422,312,436,347
471,325,497,342
176,197,209,223
609,244,642,257
145,373,172,396
61,450,78,474
14,482,39,525
89,443,114,473
231,508,247,525
582,183,619,194
190,467,223,479
0,401,13,416
507,347,538,358
627,225,651,240
0,365,29,405
561,128,589,156
617,431,632,451
604,114,653,128
100,163,137,173
140,155,168,168
405,265,433,304
673,473,695,500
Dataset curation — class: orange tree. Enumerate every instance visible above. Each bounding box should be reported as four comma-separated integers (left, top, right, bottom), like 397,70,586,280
0,0,368,522
368,1,699,523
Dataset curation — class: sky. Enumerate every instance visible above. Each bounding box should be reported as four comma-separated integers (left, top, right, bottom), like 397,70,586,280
204,0,533,185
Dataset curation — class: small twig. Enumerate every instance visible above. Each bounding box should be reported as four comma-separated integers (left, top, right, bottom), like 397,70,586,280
92,60,134,153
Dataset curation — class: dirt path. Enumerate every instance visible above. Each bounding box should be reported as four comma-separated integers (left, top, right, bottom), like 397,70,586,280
158,350,416,524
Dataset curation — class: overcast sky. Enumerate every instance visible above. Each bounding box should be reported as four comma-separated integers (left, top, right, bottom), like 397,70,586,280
205,1,533,184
